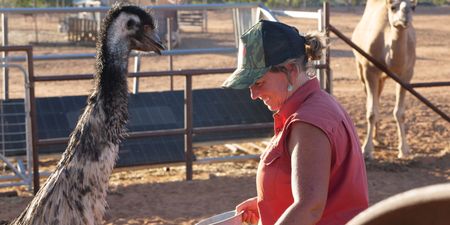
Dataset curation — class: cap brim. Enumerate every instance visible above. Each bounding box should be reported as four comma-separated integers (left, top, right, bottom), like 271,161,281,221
222,67,270,89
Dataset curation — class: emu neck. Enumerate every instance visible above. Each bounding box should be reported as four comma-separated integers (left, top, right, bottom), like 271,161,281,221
97,37,130,99
89,35,130,146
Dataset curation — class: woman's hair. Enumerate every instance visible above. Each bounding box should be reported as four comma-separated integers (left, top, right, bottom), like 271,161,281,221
304,32,326,61
270,31,327,76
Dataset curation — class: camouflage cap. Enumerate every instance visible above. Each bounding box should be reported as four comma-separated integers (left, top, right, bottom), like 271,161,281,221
222,20,306,89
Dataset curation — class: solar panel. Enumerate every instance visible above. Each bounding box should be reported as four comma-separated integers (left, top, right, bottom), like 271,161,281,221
117,136,185,167
0,99,27,156
1,88,273,166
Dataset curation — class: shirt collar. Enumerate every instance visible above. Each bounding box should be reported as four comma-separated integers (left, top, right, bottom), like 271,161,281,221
273,78,321,132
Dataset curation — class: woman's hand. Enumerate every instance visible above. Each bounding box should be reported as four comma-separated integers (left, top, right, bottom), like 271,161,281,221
236,197,259,224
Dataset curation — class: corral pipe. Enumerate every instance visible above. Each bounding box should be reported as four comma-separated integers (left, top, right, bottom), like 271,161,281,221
328,25,450,123
324,2,332,94
38,128,187,146
128,128,185,139
26,48,40,194
1,48,237,63
132,54,141,94
185,75,193,180
410,81,450,88
32,68,236,82
193,123,272,134
167,17,174,91
33,66,328,83
38,124,273,146
2,13,9,100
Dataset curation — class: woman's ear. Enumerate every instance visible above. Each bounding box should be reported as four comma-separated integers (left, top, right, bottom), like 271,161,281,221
285,63,300,81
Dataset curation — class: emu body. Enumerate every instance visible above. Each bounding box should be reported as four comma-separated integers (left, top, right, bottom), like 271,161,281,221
10,4,163,225
352,0,417,158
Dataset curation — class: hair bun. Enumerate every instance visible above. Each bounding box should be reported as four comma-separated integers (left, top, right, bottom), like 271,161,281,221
304,32,327,61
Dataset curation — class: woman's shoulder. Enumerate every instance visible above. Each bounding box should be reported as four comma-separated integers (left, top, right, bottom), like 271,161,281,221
299,90,347,121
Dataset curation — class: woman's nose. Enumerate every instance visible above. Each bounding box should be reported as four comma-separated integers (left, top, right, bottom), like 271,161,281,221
250,86,259,100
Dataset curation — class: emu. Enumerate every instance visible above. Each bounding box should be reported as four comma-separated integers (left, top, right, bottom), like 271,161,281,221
9,3,164,225
352,0,417,159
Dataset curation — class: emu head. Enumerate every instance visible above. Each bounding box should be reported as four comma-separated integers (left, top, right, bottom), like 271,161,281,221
386,0,417,29
102,3,165,54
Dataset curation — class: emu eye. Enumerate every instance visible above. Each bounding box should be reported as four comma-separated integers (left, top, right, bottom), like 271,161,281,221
127,19,136,29
390,5,396,10
412,5,416,11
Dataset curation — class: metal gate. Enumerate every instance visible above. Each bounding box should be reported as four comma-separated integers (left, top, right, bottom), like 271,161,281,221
0,46,35,191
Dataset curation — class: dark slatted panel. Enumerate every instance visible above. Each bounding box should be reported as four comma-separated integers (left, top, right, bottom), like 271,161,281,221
0,99,27,156
3,89,273,167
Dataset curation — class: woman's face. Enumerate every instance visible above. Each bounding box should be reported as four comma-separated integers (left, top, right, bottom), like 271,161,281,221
249,70,290,112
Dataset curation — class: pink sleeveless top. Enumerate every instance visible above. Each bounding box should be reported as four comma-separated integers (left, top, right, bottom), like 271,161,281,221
256,79,369,225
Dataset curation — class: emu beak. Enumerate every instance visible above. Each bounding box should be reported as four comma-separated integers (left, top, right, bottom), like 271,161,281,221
147,32,165,55
133,31,165,54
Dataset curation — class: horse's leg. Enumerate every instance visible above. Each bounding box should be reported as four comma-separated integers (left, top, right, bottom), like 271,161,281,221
361,66,381,159
373,77,387,146
356,61,367,94
393,71,412,158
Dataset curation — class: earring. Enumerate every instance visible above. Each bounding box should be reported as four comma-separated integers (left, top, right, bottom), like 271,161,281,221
287,84,293,92
305,62,317,79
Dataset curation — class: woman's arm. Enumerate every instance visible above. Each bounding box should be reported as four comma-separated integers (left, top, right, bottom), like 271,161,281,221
275,122,332,225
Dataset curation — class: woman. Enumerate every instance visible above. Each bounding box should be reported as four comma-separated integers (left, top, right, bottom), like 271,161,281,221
222,20,369,225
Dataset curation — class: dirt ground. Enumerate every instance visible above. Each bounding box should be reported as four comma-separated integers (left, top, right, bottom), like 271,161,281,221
1,5,449,225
